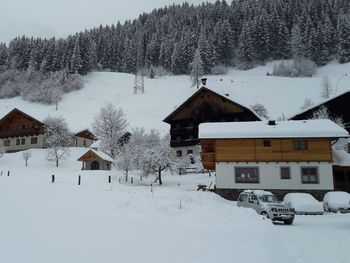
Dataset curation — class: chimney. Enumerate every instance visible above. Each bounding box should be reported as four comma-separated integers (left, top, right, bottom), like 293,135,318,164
268,120,276,126
201,77,207,87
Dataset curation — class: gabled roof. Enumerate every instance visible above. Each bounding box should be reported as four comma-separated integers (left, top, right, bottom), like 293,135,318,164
199,119,349,139
77,149,114,163
163,86,261,123
289,90,350,120
74,129,97,140
0,108,44,126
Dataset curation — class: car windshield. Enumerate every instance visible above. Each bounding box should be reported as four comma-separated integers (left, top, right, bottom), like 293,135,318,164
259,195,279,203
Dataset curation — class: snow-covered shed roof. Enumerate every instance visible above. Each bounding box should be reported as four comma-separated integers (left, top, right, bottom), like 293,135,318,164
77,149,114,163
199,119,349,139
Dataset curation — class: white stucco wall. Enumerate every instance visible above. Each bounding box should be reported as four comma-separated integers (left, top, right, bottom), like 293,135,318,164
216,162,334,190
75,137,94,148
2,134,45,152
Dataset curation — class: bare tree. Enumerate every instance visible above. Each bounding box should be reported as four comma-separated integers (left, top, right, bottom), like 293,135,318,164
320,75,333,99
44,116,72,167
140,133,174,185
22,150,32,166
92,103,127,158
251,103,269,119
115,141,135,182
300,98,314,110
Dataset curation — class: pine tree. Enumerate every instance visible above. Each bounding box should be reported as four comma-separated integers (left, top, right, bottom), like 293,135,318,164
239,21,256,69
337,15,350,63
189,48,204,89
69,38,83,74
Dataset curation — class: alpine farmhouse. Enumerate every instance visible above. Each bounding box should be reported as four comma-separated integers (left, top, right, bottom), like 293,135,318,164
163,86,261,158
199,119,349,200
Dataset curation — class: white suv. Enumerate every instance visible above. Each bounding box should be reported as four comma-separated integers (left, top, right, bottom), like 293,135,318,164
237,190,295,225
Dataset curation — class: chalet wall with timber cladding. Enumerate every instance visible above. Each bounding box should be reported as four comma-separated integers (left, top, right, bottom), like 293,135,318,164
163,87,261,149
201,138,333,170
0,108,45,152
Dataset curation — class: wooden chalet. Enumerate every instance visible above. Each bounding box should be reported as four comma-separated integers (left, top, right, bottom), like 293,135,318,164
0,108,45,152
163,86,261,157
74,129,96,148
290,91,350,133
199,119,349,200
77,149,113,170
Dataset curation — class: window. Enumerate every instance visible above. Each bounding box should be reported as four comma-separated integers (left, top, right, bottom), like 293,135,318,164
301,167,319,184
4,140,10,147
235,167,259,183
280,167,291,179
176,150,182,157
293,139,308,150
187,149,193,155
16,139,20,145
32,123,37,129
21,138,25,145
31,137,38,144
263,140,271,147
238,194,248,202
83,140,87,146
249,195,258,203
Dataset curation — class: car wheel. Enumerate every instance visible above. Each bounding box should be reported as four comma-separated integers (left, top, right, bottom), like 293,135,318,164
284,219,293,225
261,211,269,219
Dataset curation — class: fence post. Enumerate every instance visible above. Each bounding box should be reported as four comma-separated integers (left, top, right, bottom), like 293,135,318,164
52,174,55,183
108,175,111,184
7,171,10,176
0,171,2,176
131,177,133,184
78,175,81,186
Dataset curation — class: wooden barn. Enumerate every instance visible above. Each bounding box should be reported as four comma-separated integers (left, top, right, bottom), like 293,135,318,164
199,119,349,200
290,91,350,133
77,149,113,170
0,108,45,152
163,86,261,157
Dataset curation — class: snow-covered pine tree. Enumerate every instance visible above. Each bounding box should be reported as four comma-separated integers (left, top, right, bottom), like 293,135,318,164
189,48,204,89
69,38,83,74
337,15,350,63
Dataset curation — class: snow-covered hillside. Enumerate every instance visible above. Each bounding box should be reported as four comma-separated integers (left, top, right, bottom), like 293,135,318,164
0,148,349,263
1,60,349,133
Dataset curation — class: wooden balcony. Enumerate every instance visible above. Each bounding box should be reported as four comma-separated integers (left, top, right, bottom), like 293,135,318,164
0,128,43,138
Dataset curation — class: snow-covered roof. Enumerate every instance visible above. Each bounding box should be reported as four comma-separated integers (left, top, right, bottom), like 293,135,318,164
289,90,350,119
333,149,350,167
199,119,349,139
163,86,262,122
78,148,114,163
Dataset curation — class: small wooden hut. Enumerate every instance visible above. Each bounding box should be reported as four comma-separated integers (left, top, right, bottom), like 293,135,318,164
77,149,113,170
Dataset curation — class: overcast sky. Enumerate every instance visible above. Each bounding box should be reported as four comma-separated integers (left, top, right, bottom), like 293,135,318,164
0,0,215,43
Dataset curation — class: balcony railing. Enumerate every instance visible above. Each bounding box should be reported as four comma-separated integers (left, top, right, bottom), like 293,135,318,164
0,128,43,138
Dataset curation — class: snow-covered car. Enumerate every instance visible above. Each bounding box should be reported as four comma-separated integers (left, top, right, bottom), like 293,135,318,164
283,193,324,215
323,191,350,213
237,190,294,224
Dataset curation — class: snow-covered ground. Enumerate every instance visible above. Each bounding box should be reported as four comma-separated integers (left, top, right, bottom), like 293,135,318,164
1,60,350,133
0,148,350,263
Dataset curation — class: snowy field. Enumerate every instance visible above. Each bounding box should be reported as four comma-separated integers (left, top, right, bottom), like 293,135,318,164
0,60,350,134
0,148,350,263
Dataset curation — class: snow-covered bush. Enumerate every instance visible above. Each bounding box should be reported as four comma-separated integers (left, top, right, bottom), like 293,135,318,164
0,69,82,104
272,58,317,77
300,98,313,110
211,65,228,75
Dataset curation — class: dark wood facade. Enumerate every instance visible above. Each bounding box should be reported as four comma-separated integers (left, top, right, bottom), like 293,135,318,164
0,108,44,139
163,87,261,148
290,91,350,132
201,138,333,170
